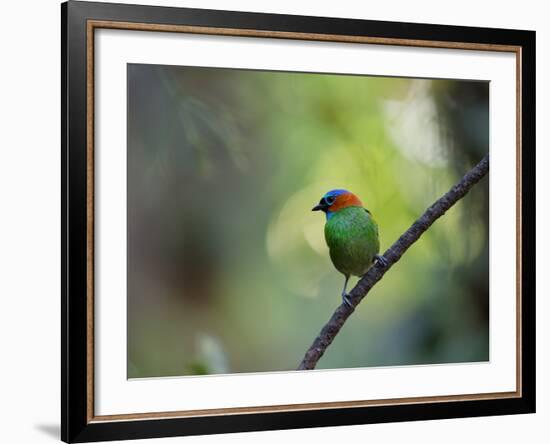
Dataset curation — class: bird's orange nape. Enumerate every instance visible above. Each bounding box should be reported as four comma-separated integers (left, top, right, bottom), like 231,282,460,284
329,192,363,213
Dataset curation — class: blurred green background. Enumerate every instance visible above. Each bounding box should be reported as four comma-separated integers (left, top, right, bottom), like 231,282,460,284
127,64,489,378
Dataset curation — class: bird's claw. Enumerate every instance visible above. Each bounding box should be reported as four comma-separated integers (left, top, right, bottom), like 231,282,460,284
375,254,389,268
342,293,354,309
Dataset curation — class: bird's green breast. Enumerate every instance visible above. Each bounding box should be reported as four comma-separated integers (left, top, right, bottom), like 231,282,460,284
324,206,380,277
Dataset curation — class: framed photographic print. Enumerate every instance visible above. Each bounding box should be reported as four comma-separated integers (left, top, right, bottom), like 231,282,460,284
61,1,535,442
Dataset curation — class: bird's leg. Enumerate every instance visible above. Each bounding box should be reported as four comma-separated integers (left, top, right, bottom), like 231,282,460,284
341,275,354,308
374,254,389,268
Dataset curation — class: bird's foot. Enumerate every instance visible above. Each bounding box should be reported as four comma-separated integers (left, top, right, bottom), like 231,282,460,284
342,293,355,309
374,254,389,268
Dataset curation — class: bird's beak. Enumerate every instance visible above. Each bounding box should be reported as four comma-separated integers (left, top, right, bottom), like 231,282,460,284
312,203,328,212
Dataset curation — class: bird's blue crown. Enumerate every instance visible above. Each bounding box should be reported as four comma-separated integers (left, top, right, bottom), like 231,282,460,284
324,189,349,199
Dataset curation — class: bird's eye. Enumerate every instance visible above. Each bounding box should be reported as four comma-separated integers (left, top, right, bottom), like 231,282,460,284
325,196,335,205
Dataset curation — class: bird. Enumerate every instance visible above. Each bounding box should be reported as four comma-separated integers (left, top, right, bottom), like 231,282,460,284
312,189,387,308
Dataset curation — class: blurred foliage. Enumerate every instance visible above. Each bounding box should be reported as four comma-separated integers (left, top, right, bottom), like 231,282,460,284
127,64,489,378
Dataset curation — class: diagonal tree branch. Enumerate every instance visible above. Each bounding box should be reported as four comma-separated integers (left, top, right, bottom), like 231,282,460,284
297,153,490,370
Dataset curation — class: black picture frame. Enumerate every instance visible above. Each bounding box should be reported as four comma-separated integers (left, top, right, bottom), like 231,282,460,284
62,1,536,442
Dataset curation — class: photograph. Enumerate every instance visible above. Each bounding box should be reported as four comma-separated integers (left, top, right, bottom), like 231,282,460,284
0,0,542,442
127,63,490,378
58,2,536,441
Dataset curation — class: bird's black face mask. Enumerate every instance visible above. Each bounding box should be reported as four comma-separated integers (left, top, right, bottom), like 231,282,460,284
312,197,330,212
